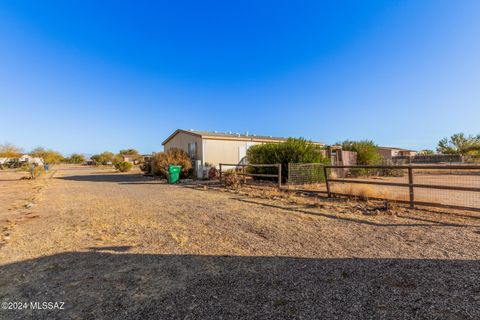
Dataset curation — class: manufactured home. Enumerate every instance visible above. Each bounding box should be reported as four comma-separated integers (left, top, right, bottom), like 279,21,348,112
162,129,323,167
378,146,417,160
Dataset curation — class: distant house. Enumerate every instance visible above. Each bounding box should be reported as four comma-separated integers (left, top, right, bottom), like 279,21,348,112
19,154,32,163
0,158,10,166
378,146,417,160
18,154,44,166
121,154,140,164
162,129,323,167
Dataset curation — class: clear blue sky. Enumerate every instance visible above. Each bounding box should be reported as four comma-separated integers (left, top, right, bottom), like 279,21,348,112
1,0,479,155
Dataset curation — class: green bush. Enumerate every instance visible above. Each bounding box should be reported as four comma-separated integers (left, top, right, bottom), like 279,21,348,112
115,161,133,172
246,138,329,182
340,140,381,177
91,151,114,165
151,148,192,178
67,153,85,164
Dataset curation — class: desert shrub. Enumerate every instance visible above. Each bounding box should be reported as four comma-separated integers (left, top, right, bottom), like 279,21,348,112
112,154,123,165
30,165,45,179
378,167,404,177
223,169,240,188
151,148,192,178
30,147,64,164
19,163,44,179
247,138,329,182
91,151,114,165
335,184,387,201
208,167,219,180
67,153,85,164
340,140,382,177
115,161,133,172
140,159,152,174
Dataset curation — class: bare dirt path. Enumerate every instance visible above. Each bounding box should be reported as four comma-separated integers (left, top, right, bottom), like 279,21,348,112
1,166,479,319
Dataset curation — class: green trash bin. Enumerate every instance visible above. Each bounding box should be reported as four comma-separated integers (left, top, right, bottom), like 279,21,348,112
167,165,181,184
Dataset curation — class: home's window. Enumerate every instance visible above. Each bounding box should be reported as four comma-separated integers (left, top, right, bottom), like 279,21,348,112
188,142,197,158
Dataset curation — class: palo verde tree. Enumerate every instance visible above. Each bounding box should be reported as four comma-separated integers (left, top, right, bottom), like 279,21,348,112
0,143,23,157
118,149,139,155
30,147,65,164
437,133,480,155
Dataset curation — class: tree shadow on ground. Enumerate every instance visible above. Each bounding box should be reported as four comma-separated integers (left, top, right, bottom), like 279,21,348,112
1,249,479,319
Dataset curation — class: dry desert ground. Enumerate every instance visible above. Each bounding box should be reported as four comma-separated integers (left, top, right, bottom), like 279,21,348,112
0,165,480,319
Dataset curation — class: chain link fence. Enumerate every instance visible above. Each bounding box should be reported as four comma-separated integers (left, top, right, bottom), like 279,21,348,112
287,163,327,184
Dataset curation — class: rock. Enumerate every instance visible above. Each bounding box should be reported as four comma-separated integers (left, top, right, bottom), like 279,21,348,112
25,203,34,209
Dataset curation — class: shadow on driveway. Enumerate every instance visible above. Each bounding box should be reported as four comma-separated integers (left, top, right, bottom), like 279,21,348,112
57,174,156,184
1,249,479,319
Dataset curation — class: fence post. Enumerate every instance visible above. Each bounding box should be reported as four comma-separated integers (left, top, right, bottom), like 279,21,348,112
323,166,331,198
278,164,282,189
242,165,246,184
408,166,414,209
219,164,222,183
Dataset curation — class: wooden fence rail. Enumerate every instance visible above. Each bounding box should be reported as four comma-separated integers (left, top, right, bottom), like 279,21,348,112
219,163,282,189
324,164,480,212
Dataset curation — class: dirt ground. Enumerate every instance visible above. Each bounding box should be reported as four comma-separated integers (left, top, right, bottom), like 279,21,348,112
1,165,480,319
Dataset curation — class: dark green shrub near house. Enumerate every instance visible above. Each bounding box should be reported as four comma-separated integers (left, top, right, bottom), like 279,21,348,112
246,138,329,182
340,140,382,177
115,161,133,172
